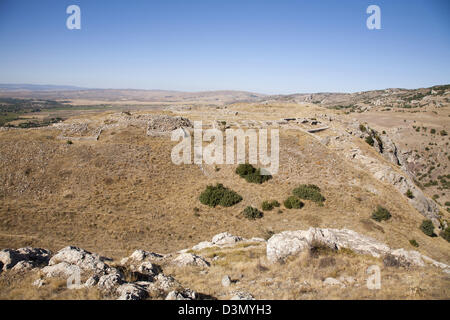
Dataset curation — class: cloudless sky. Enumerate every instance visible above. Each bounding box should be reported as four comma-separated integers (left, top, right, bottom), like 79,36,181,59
0,0,449,94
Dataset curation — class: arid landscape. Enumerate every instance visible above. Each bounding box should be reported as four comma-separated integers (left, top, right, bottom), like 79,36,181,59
0,85,449,300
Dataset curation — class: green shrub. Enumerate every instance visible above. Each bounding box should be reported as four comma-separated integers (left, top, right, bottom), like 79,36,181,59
371,205,392,222
199,184,242,207
420,219,435,237
359,124,366,132
405,189,414,199
235,164,272,184
235,163,255,177
66,140,73,145
440,130,448,136
261,200,280,211
292,184,325,204
242,206,263,220
445,201,450,207
283,196,304,209
365,136,374,146
409,239,419,247
440,227,450,242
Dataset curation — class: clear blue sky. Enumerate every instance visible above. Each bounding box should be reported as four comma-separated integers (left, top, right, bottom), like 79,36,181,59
0,0,449,94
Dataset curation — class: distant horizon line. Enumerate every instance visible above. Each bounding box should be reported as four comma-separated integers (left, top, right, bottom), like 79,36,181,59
0,82,448,96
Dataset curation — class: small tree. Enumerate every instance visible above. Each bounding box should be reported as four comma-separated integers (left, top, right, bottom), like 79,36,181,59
405,189,414,199
283,196,304,209
440,227,450,242
409,239,419,247
371,205,392,222
365,136,374,146
420,220,435,237
242,206,263,220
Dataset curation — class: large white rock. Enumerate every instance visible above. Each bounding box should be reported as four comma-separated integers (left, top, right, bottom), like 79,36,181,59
266,230,311,263
97,272,124,291
212,232,243,245
49,246,108,273
166,289,197,300
173,253,210,267
41,262,80,278
266,228,450,273
116,283,148,300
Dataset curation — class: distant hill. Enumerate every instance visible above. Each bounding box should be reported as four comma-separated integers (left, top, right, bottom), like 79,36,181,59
0,84,86,91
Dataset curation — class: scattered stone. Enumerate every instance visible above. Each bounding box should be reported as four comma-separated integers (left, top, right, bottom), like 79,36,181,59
84,275,100,287
116,283,148,300
323,277,344,287
212,232,243,246
166,289,197,300
221,275,231,287
230,291,255,300
97,272,124,291
11,260,34,272
32,279,45,288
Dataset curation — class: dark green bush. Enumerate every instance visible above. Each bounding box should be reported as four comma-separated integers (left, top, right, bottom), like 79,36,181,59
439,227,450,242
365,136,374,146
371,205,392,222
283,196,304,209
261,200,280,211
235,164,272,184
292,184,325,204
409,239,419,247
405,189,414,199
199,184,242,208
420,219,435,237
242,206,263,220
235,164,255,177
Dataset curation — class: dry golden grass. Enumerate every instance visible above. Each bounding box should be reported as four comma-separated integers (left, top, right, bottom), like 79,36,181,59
0,102,449,299
163,243,450,300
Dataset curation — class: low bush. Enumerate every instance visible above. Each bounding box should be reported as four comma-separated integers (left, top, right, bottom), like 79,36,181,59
405,189,414,199
420,219,435,237
440,227,450,242
199,184,242,207
261,200,280,211
409,239,419,247
371,205,392,222
292,184,325,204
365,136,374,146
283,196,304,209
235,164,272,184
242,206,263,220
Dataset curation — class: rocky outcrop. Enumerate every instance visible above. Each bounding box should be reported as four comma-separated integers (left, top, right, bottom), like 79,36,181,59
48,246,109,273
266,227,450,274
166,289,198,300
120,250,164,265
172,253,210,268
0,247,51,271
191,232,262,251
116,283,149,300
349,124,440,221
